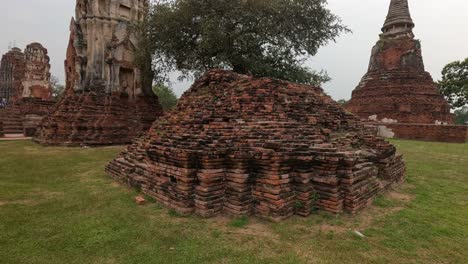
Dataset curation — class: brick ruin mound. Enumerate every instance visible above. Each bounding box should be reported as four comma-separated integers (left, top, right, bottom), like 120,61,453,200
34,92,161,146
106,70,406,221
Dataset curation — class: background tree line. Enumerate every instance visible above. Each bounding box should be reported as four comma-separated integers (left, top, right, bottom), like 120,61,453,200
438,58,468,125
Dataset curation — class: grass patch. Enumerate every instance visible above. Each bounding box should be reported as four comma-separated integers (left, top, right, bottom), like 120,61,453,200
373,195,395,208
168,209,187,218
229,216,249,228
142,194,156,204
0,140,467,263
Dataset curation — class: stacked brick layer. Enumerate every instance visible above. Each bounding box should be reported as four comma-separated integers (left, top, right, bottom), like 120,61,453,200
346,37,453,124
34,93,160,146
107,70,406,221
379,123,468,143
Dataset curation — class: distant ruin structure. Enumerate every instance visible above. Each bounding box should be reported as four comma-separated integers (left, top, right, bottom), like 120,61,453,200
0,48,25,103
34,0,162,146
0,43,55,136
345,0,466,143
107,70,406,221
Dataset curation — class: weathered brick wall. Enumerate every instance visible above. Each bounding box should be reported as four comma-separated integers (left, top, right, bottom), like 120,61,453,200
34,93,161,146
0,98,55,136
380,123,468,143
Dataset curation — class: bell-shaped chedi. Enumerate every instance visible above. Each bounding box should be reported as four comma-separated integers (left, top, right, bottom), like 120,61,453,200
0,44,55,136
106,70,406,221
34,0,162,146
345,0,453,124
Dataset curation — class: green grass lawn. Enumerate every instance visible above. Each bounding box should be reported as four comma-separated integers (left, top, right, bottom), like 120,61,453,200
0,140,467,264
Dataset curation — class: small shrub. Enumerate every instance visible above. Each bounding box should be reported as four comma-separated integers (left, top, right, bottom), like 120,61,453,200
311,193,321,211
294,201,304,210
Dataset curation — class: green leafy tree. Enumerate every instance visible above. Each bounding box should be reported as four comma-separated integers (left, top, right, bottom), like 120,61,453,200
134,6,158,98
145,0,348,85
336,99,348,105
453,107,468,125
49,75,65,100
438,58,468,109
153,84,178,110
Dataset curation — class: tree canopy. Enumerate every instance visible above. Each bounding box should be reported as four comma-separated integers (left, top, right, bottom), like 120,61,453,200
153,84,179,110
49,75,65,100
438,58,468,109
144,0,348,85
336,99,348,105
453,106,468,125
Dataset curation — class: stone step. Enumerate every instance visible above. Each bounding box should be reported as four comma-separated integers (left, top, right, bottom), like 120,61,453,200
3,126,23,130
3,121,22,124
0,134,30,141
4,130,24,134
2,118,22,120
3,125,23,129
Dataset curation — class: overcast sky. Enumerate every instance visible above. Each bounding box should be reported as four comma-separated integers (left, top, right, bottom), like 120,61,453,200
0,0,467,100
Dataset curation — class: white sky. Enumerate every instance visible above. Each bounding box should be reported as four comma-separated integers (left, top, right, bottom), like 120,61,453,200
0,0,467,100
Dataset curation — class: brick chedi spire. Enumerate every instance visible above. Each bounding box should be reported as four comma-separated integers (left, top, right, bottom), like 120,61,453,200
382,0,415,36
345,0,454,124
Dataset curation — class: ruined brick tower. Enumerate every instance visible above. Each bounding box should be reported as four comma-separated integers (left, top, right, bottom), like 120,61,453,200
35,0,163,146
345,0,454,124
0,44,55,136
22,43,53,101
0,44,52,103
0,48,25,103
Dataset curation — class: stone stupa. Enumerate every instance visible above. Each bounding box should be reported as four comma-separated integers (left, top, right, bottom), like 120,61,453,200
107,70,406,221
